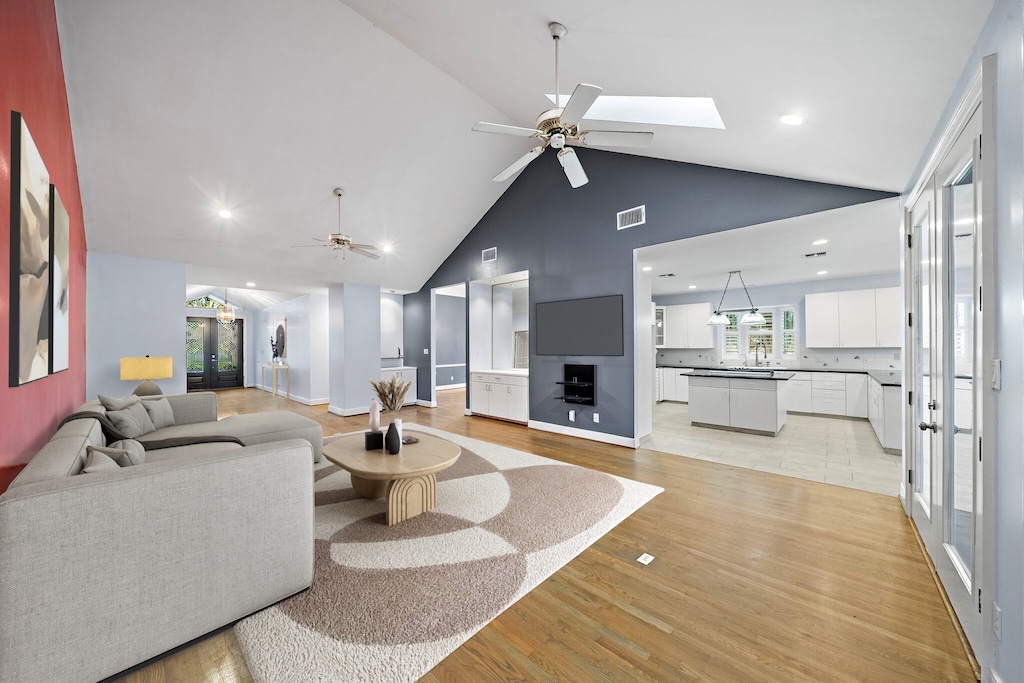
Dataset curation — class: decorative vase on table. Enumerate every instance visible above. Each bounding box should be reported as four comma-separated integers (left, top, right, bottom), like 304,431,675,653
385,421,401,454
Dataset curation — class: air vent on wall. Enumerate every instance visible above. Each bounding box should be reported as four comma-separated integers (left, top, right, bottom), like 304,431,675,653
617,205,646,230
803,251,828,259
482,247,497,263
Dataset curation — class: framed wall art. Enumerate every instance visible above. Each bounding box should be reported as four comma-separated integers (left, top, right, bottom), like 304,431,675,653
49,185,69,374
9,111,51,386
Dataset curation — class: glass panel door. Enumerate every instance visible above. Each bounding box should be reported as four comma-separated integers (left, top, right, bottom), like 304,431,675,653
186,316,244,390
911,194,933,513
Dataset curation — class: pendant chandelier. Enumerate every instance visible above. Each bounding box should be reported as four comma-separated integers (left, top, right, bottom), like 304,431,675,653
217,287,236,323
707,270,766,326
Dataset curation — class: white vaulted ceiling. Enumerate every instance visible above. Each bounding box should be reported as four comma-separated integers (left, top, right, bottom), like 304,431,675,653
55,0,992,299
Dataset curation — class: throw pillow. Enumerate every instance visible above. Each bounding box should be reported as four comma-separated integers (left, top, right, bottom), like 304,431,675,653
104,440,147,467
140,396,175,430
97,394,140,411
82,448,120,473
105,401,156,439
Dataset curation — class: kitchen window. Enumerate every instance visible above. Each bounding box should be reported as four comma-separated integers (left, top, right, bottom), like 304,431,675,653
718,306,797,360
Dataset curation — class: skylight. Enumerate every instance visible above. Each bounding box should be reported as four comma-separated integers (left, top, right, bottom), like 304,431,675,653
545,95,725,129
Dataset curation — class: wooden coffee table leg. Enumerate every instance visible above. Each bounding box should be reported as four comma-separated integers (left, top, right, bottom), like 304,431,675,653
350,475,389,499
386,473,437,525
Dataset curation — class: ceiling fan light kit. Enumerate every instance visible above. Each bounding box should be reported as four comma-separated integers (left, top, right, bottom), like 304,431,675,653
472,21,654,189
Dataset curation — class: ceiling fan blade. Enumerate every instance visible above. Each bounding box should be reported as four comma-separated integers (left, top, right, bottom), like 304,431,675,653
559,83,602,127
347,243,377,250
349,246,381,259
492,146,545,182
577,130,654,148
557,147,589,188
472,122,542,137
291,244,330,248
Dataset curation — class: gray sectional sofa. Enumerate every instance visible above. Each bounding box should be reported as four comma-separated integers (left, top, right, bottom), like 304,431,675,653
0,392,324,683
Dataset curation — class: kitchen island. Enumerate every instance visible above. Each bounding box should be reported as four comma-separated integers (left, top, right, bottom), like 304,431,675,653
688,369,794,436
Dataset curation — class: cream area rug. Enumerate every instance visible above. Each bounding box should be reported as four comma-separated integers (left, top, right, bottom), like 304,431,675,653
234,424,663,683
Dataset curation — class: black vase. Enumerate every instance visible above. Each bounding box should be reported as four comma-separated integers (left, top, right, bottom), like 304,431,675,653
385,422,401,454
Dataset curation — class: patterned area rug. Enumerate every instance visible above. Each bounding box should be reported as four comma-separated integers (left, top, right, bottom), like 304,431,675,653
234,424,662,682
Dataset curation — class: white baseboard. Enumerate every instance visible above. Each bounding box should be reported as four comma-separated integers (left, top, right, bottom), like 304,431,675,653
465,408,473,416
416,400,437,408
327,404,371,417
527,420,639,448
255,384,325,406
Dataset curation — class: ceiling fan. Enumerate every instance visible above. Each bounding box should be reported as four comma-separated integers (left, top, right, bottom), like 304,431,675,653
472,22,654,189
292,188,380,259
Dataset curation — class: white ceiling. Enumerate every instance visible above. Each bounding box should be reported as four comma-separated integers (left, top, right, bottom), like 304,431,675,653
639,198,902,296
55,0,991,305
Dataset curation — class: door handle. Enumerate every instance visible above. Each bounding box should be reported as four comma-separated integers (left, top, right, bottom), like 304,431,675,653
918,421,937,432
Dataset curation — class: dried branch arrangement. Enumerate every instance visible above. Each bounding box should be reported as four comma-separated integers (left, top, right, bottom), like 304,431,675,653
369,375,412,418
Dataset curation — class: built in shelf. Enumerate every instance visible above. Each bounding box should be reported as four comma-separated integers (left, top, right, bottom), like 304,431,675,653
556,364,595,406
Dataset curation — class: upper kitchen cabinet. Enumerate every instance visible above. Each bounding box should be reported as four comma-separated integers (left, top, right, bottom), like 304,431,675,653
664,303,713,348
805,287,901,348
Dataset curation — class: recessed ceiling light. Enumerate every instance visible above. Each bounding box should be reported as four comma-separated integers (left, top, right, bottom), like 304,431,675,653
812,239,828,246
780,114,805,126
246,282,255,287
218,209,232,218
381,244,393,253
688,285,697,289
817,270,828,275
545,94,725,129
642,266,653,272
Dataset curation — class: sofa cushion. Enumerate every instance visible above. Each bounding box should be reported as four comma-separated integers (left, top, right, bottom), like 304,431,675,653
104,440,147,466
97,394,140,411
106,402,156,439
143,441,244,463
82,448,120,473
140,396,176,430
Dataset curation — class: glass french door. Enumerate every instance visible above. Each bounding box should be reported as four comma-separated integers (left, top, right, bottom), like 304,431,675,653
906,104,983,649
186,317,244,391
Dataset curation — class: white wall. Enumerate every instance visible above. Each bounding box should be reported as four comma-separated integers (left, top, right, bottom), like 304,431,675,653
309,293,330,403
492,286,514,369
254,294,329,405
328,283,381,416
87,253,186,398
468,281,492,371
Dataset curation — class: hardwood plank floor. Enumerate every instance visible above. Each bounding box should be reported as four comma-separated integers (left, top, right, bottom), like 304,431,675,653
116,388,976,682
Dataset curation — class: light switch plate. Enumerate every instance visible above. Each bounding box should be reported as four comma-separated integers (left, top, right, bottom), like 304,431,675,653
423,348,429,355
637,553,654,565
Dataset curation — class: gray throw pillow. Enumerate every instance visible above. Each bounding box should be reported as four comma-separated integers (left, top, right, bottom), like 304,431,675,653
82,448,120,473
103,440,147,467
140,396,175,430
97,394,140,411
105,401,156,438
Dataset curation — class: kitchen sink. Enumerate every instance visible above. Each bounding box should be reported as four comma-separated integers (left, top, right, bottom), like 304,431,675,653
706,368,775,378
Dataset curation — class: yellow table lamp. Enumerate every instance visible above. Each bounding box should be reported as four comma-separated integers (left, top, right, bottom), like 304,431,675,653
120,356,173,396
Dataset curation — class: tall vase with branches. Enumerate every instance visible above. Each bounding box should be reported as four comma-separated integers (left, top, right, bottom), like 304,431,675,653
369,375,412,426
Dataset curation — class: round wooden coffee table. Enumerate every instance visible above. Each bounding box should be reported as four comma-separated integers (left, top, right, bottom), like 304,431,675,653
323,431,461,525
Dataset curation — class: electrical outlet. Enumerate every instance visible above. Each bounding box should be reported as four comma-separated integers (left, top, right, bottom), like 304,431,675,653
593,413,600,423
636,553,654,565
568,409,576,423
994,602,1002,640
423,348,429,355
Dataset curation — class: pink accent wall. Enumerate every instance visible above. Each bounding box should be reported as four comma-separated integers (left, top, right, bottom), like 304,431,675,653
0,0,87,467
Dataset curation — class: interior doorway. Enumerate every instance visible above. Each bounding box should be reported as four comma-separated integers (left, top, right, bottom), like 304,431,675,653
186,317,244,391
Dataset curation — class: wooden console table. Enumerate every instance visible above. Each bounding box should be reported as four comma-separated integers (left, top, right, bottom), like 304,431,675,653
261,363,290,400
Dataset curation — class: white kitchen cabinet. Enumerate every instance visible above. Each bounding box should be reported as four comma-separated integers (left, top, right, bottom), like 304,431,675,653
663,303,713,348
845,373,868,418
470,371,528,423
674,368,694,402
787,372,813,413
874,287,902,347
805,292,840,347
655,367,664,402
729,383,779,433
654,306,666,347
867,375,903,453
661,368,677,401
380,367,417,406
838,289,877,348
688,377,731,426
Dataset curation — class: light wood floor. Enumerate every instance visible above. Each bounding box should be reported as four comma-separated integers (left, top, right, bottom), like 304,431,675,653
116,388,976,683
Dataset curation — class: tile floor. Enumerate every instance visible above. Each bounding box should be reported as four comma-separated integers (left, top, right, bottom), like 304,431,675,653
641,402,902,496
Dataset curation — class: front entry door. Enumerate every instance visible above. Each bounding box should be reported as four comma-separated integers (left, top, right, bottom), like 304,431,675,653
906,104,983,651
186,317,244,391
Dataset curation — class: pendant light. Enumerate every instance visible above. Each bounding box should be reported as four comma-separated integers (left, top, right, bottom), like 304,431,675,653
707,270,766,326
217,287,236,323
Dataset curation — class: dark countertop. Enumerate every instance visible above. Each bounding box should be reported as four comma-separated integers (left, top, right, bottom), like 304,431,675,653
687,369,795,381
657,364,902,387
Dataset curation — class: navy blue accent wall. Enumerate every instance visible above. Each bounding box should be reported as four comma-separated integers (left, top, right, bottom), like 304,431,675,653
409,147,896,439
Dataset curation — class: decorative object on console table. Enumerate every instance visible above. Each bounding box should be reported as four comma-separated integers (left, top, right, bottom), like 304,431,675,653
272,316,287,362
369,375,412,454
556,363,595,405
120,355,173,395
9,111,52,387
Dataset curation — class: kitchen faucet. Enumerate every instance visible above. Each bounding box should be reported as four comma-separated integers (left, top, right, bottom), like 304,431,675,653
754,341,767,367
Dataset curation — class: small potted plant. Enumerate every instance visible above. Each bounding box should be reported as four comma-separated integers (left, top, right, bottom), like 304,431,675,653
369,375,412,453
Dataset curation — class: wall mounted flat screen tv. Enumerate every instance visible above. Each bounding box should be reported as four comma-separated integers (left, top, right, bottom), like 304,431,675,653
535,294,624,356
